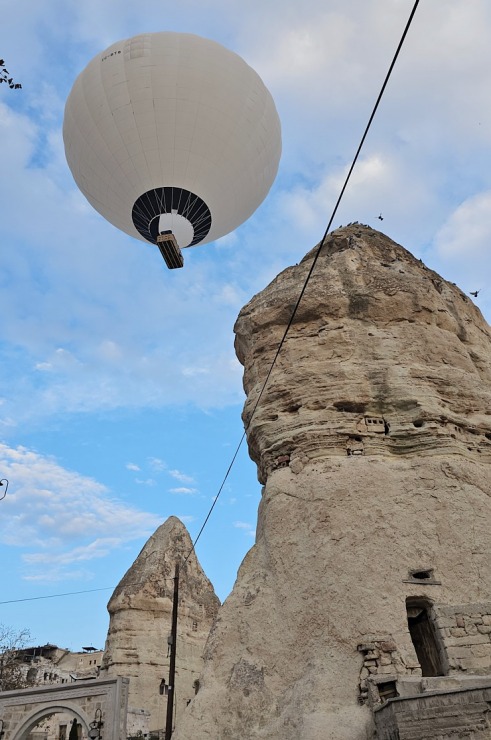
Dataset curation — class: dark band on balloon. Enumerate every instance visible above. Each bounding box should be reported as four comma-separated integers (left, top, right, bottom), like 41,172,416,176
132,187,212,245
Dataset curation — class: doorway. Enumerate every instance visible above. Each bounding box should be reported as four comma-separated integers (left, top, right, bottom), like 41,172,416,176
406,597,445,677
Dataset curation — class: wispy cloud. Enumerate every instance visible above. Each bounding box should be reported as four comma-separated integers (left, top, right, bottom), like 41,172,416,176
148,457,167,472
22,568,97,584
169,469,195,484
233,521,256,538
0,443,161,581
23,538,122,565
168,487,198,495
126,462,140,471
177,515,196,525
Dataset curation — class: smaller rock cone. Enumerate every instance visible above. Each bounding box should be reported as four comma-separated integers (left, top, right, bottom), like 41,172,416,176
101,516,220,734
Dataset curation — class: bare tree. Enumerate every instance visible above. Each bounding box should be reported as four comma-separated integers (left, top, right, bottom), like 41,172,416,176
0,60,22,89
0,624,33,691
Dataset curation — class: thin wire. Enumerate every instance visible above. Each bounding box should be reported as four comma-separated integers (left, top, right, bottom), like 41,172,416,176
185,0,420,563
0,587,115,605
184,430,246,563
0,578,179,605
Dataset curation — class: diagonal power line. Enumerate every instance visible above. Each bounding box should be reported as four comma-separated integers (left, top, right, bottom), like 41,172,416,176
185,0,421,563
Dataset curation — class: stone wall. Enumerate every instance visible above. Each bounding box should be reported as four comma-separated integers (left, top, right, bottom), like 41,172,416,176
374,682,491,739
358,601,491,706
358,637,418,706
126,707,150,738
434,602,491,674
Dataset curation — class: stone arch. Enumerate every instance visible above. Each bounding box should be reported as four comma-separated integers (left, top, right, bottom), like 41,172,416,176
0,677,129,740
10,702,90,740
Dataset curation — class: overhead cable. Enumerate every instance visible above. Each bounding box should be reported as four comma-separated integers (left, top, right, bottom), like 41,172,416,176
184,0,421,563
0,587,115,605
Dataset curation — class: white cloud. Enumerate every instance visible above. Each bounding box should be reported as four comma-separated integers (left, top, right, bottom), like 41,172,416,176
247,10,356,92
0,443,161,581
176,515,196,525
434,191,491,262
147,458,167,471
429,191,491,306
23,538,122,565
233,521,256,538
21,568,98,584
135,478,156,487
126,463,140,471
168,469,195,484
182,366,210,378
168,487,198,495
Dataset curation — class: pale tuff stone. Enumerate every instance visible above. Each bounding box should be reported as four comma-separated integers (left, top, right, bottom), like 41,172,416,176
174,226,491,739
101,516,219,733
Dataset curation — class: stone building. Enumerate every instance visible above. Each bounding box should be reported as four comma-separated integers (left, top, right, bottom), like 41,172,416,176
0,645,104,740
57,648,103,682
100,516,220,736
8,645,103,688
173,226,491,739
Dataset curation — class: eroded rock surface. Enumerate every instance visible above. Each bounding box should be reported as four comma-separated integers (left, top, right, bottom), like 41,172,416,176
101,516,220,733
174,227,491,739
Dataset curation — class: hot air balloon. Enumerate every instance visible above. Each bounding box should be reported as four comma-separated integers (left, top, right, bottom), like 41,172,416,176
63,32,281,269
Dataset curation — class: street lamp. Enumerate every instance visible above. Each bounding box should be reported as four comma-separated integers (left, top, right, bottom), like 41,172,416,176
88,709,103,740
0,480,8,501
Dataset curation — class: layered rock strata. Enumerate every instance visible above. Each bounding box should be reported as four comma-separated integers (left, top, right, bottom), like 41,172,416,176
174,226,491,739
100,516,220,733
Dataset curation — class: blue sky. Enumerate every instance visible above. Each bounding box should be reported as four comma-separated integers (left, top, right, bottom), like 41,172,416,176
2,0,491,651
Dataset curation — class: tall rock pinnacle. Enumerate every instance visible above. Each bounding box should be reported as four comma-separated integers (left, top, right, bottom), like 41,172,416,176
101,516,220,733
174,226,491,739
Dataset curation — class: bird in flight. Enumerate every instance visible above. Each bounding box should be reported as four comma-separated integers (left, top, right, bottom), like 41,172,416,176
470,290,480,297
377,213,383,221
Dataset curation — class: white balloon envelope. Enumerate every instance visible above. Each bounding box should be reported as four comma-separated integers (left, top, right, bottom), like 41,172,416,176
63,32,282,266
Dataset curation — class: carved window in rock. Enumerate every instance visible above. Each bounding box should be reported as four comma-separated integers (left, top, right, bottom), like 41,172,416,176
411,569,432,580
365,417,385,433
406,597,445,677
192,620,198,632
346,436,364,456
403,568,441,586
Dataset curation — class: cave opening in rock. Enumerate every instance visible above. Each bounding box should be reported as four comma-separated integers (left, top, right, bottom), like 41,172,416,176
410,569,432,580
377,680,398,702
406,597,445,677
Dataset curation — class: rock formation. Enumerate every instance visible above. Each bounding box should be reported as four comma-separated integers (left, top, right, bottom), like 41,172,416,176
174,226,491,739
100,516,220,734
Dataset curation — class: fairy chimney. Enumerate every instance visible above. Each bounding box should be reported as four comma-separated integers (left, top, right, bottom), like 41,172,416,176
100,516,220,734
174,226,491,739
